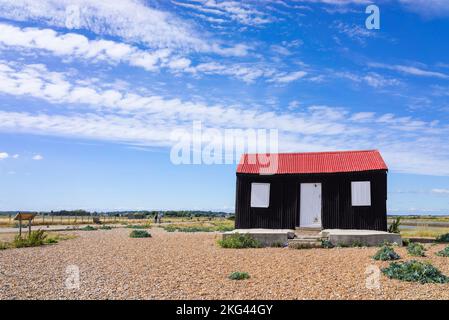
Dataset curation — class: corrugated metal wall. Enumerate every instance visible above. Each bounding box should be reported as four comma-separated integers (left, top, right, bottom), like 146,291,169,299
235,170,387,231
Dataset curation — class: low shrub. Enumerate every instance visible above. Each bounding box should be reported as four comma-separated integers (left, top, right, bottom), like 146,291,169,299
215,225,235,232
163,225,178,232
0,242,9,250
402,238,410,246
44,238,58,244
407,242,426,257
388,217,401,234
126,224,151,229
218,233,261,249
80,225,97,231
13,230,47,248
176,226,214,232
436,233,449,243
270,241,285,248
373,245,401,261
321,239,334,249
382,260,449,284
99,225,113,230
229,272,250,280
129,230,151,238
436,246,449,257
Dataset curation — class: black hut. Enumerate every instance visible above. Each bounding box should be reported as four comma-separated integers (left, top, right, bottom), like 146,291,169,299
235,150,388,231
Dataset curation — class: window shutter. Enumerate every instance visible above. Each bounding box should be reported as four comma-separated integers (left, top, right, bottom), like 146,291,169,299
250,183,270,208
351,181,371,206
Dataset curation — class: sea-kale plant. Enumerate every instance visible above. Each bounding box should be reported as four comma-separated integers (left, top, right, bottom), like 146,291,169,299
436,233,449,243
382,260,449,284
229,272,250,280
129,230,151,238
407,242,426,257
436,246,449,257
373,244,401,261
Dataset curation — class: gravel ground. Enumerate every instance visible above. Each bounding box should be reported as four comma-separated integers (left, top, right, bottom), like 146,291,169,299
1,228,449,300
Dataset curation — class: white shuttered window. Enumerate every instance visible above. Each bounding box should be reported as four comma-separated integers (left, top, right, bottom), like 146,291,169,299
351,181,371,206
250,183,270,208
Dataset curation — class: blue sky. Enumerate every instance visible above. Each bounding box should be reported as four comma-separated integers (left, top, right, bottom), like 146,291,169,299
0,0,449,214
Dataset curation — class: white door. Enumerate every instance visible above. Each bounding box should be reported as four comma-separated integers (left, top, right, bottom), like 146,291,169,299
300,183,322,228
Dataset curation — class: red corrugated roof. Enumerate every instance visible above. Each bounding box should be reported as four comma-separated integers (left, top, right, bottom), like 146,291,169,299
237,150,388,175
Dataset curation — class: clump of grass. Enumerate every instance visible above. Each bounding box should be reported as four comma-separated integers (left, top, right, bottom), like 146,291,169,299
218,233,261,249
163,222,234,233
388,217,401,233
321,239,334,249
373,244,401,261
126,224,151,229
0,241,10,250
229,272,250,280
270,241,285,248
163,225,178,232
407,242,426,257
436,246,449,257
80,225,97,231
129,230,151,238
436,233,449,243
12,230,47,248
382,260,449,284
99,225,113,230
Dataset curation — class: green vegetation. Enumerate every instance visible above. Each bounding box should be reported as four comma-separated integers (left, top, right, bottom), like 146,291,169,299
129,230,151,238
12,230,48,248
229,272,250,280
388,217,401,233
436,246,449,257
407,242,426,257
80,225,97,231
270,241,285,248
0,241,9,250
162,220,234,233
99,225,113,230
126,224,151,229
321,239,334,248
373,244,401,261
436,233,449,243
382,260,449,284
218,233,261,249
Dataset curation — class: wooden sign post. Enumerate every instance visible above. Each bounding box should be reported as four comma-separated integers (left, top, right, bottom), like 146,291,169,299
14,213,37,238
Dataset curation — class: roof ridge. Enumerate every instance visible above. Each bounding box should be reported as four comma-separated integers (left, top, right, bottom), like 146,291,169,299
243,149,379,156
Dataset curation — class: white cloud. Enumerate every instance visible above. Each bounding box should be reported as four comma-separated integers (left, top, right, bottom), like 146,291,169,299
432,188,449,194
0,23,289,83
399,0,449,18
269,71,307,83
171,0,272,26
1,60,449,176
0,152,9,159
369,62,449,79
12,154,19,159
0,0,248,56
32,154,43,160
337,71,401,88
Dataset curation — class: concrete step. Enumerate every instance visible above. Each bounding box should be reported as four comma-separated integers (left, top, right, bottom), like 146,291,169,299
288,239,323,249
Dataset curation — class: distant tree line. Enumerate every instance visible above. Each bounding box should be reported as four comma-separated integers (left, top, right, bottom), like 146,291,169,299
0,210,233,217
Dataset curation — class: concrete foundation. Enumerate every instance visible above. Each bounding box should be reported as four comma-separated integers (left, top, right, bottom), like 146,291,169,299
321,229,402,246
222,229,295,246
